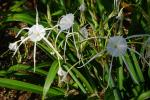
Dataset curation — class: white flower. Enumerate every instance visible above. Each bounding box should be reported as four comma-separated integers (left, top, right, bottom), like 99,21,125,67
9,42,17,51
55,13,74,45
79,3,86,12
57,67,67,82
78,35,150,87
59,13,74,31
20,36,25,41
28,25,46,42
106,36,149,85
55,13,80,62
12,8,62,72
106,36,127,57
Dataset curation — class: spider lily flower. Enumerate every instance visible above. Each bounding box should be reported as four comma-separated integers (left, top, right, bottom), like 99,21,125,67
55,13,74,44
12,8,62,72
79,2,86,12
59,13,74,31
106,36,128,87
9,36,25,51
55,13,80,62
57,67,67,82
106,36,127,57
106,36,150,86
9,42,17,51
78,35,150,87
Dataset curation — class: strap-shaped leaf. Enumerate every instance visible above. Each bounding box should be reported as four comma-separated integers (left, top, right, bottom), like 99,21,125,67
42,60,60,99
5,13,35,25
0,78,64,96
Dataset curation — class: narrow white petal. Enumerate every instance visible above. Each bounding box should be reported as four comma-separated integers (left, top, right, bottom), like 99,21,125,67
55,31,62,47
77,50,105,68
16,28,29,38
36,7,39,25
33,42,37,72
64,34,70,62
13,37,29,57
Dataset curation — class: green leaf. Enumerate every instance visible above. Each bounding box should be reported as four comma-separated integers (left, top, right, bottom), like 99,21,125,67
10,0,26,12
5,13,35,25
122,54,139,84
148,67,150,78
42,60,60,99
71,66,94,93
118,66,124,91
138,91,150,100
0,78,64,96
8,64,48,76
130,51,144,82
104,89,115,100
64,65,87,94
8,64,30,72
0,70,7,76
52,10,63,16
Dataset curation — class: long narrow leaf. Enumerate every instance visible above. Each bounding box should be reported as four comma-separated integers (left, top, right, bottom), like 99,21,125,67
64,65,87,93
0,78,64,96
123,54,139,84
138,91,150,100
5,13,35,25
42,60,60,99
130,50,144,82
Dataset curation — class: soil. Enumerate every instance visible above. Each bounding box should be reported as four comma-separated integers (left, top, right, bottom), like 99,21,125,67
0,88,41,100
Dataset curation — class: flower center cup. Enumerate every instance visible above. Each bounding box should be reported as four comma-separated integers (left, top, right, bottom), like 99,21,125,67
28,25,46,42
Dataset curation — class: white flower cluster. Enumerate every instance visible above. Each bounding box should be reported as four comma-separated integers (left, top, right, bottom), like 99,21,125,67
9,8,75,72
